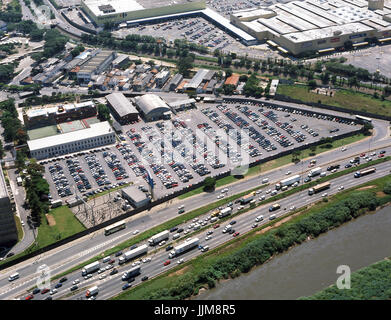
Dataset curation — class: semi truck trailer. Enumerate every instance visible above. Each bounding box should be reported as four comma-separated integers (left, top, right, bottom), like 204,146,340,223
121,266,141,281
308,167,322,177
86,286,99,297
275,174,301,190
148,230,169,246
119,244,148,264
218,207,232,219
354,167,376,178
82,261,100,276
168,238,199,259
308,181,331,195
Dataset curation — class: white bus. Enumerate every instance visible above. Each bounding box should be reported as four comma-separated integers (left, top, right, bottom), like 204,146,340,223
355,115,372,123
104,220,126,236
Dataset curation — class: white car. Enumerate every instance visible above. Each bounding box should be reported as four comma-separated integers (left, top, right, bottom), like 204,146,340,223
289,206,296,211
132,230,139,235
255,190,262,194
205,235,212,241
259,195,265,201
105,264,114,270
50,289,58,295
370,152,376,156
338,186,344,191
21,221,25,227
265,189,271,194
286,171,292,175
192,218,199,222
99,274,107,280
177,258,184,264
72,279,80,285
322,193,328,197
146,257,151,262
98,268,105,274
159,240,166,246
237,205,244,210
341,147,347,152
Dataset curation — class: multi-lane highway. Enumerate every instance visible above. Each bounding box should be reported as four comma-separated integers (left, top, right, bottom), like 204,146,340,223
28,160,391,300
0,118,390,300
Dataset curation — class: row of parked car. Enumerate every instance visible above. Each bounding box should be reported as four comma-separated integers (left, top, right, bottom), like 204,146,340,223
66,158,92,193
85,154,111,187
48,163,73,198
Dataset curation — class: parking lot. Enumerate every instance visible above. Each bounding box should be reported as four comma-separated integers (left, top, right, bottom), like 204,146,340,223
114,17,245,53
40,101,358,226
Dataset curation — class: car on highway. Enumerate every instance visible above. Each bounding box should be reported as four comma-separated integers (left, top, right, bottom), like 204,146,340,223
127,277,135,283
286,171,292,175
59,277,67,283
380,150,386,154
207,230,213,235
72,279,80,285
84,274,93,280
205,235,212,241
45,296,52,300
233,232,240,237
98,268,105,274
55,283,62,289
213,224,220,229
338,186,345,191
159,240,166,246
132,230,139,235
289,206,296,211
378,154,385,158
141,276,149,281
201,246,209,252
170,227,178,232
70,285,78,291
345,163,352,168
49,289,57,295
106,264,114,270
163,260,171,266
41,288,49,294
110,269,118,275
230,220,237,225
122,282,133,290
165,245,173,252
115,251,122,257
177,228,184,233
322,193,328,197
32,288,40,295
99,274,107,280
25,294,34,300
360,153,366,157
252,223,258,228
228,229,235,235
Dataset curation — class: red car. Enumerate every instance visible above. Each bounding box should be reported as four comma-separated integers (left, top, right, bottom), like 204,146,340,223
213,224,220,229
360,153,366,157
378,154,385,158
163,260,171,266
41,288,49,294
25,294,34,300
233,232,240,237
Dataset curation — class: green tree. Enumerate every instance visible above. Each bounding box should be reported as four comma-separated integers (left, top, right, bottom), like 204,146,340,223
176,56,193,78
203,177,216,191
308,79,317,90
97,104,111,121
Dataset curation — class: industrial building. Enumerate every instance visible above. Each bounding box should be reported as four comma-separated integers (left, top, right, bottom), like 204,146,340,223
81,0,206,26
133,94,171,121
105,92,139,124
0,166,17,247
77,50,117,84
23,101,97,129
28,121,115,160
231,0,391,55
121,185,150,208
184,69,215,93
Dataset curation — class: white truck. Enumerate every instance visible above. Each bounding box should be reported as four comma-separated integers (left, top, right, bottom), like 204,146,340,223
85,286,99,298
148,230,169,246
168,238,199,259
50,199,62,208
308,167,322,177
82,261,100,276
119,244,148,264
275,174,301,190
121,265,141,280
218,207,232,219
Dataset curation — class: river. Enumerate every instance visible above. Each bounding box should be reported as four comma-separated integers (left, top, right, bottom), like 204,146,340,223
194,205,391,300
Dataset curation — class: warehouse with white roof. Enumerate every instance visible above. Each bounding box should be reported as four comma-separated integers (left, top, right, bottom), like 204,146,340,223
133,94,171,121
28,121,115,160
231,0,391,55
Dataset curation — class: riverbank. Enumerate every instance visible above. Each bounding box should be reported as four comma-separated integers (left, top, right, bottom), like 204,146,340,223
113,174,391,300
301,256,391,300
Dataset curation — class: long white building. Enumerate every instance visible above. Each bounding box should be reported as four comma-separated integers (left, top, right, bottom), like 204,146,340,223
28,122,115,160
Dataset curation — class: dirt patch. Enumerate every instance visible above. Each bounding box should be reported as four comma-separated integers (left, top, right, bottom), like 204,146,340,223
169,265,189,277
255,211,303,235
357,185,376,191
45,214,56,226
376,191,386,197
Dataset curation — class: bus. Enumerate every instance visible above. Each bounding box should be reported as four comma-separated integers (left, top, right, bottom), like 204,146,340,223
104,220,126,236
355,115,372,123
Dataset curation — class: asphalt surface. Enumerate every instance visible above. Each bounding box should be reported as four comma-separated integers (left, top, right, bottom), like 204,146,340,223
15,160,391,300
1,130,390,300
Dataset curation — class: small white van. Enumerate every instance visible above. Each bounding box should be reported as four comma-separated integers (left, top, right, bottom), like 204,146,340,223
269,214,277,220
8,272,19,281
262,178,269,184
255,215,264,222
102,256,111,263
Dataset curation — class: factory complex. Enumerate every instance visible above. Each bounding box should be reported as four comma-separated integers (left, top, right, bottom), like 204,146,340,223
231,0,391,55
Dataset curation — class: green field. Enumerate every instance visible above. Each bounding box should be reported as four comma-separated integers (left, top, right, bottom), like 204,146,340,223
301,258,391,300
277,84,391,117
114,174,391,300
28,206,85,251
179,132,367,199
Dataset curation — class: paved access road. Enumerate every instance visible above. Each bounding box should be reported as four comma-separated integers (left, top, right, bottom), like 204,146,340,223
36,161,391,300
0,118,389,300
